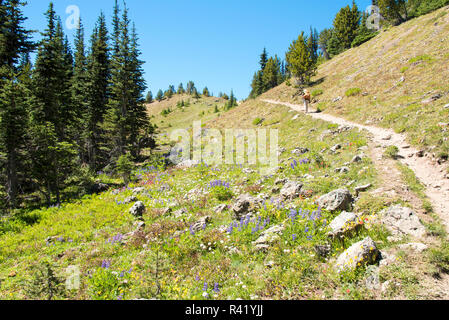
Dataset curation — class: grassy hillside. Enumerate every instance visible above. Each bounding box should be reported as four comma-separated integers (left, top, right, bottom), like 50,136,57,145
263,6,449,158
1,8,449,301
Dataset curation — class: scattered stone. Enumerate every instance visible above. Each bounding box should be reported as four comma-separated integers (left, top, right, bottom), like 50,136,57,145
278,147,286,154
335,237,380,273
176,159,200,169
132,187,146,195
422,93,442,104
190,216,212,233
332,96,343,103
292,147,310,155
444,104,449,109
398,243,429,253
335,166,349,174
90,182,110,194
315,244,332,258
330,144,342,154
317,188,353,212
416,150,425,157
382,135,392,141
379,251,397,268
355,183,372,195
280,181,303,200
232,194,255,220
380,205,426,239
130,201,146,217
214,204,228,214
242,168,255,174
253,224,285,252
328,211,361,239
274,178,288,185
173,208,187,218
351,155,363,163
123,196,138,204
364,266,380,290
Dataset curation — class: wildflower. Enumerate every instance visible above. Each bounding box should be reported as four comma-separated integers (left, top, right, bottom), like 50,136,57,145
203,282,208,291
101,260,111,269
213,283,220,293
292,234,297,241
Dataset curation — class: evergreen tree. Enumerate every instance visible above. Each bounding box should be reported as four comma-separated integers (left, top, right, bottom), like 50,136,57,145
146,91,153,103
378,0,408,25
177,83,185,94
202,87,210,97
0,0,34,208
318,28,333,60
285,32,316,85
333,1,361,51
186,81,195,95
226,90,237,110
307,27,319,65
156,89,164,102
262,56,282,92
29,3,77,204
259,47,268,70
84,13,110,170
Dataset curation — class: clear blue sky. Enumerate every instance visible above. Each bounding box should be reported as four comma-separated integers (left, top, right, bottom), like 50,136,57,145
22,0,372,99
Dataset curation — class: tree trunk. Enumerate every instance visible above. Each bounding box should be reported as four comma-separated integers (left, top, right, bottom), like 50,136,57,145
6,151,18,209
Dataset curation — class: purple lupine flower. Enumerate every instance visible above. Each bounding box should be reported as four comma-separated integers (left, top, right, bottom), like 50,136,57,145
203,282,208,291
292,234,297,241
213,283,220,293
101,260,111,269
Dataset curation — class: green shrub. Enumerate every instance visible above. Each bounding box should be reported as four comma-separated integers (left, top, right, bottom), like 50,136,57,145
116,153,135,185
252,117,264,126
345,88,362,97
311,89,323,98
384,146,399,159
351,32,378,48
88,266,132,300
429,242,449,274
400,66,409,73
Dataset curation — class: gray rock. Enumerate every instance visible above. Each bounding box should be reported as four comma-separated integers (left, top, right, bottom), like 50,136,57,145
214,204,228,214
380,205,426,239
173,208,187,218
124,196,138,204
355,183,372,195
330,144,342,154
232,194,254,220
422,94,442,104
315,244,332,258
190,216,211,233
444,104,449,109
351,155,363,163
130,201,146,217
317,188,353,212
176,159,200,169
398,243,428,253
253,224,285,251
335,166,349,174
335,237,380,272
292,147,309,156
132,187,146,195
328,211,360,239
280,181,303,200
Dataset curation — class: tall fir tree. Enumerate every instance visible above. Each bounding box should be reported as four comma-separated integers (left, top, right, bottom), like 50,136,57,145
29,3,77,204
85,13,110,170
285,32,316,85
0,0,34,209
333,1,361,51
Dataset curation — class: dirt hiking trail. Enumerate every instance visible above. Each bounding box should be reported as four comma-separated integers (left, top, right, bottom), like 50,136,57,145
263,99,449,234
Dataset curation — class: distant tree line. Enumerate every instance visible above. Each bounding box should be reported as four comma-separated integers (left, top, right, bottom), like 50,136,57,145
248,0,449,96
147,81,215,103
0,0,154,211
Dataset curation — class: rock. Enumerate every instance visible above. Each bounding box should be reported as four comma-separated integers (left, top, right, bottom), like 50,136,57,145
123,196,138,204
90,182,110,194
422,94,442,104
416,150,425,157
232,194,255,220
278,147,286,154
398,243,428,253
355,184,372,195
176,159,200,169
330,144,342,154
292,147,309,156
132,187,146,195
253,224,285,251
190,216,212,233
380,205,426,239
280,181,303,200
242,168,255,174
379,251,397,268
332,96,342,102
364,266,380,290
335,237,380,273
315,244,332,258
214,204,228,214
173,208,187,218
444,104,449,109
328,211,361,239
130,201,146,217
335,166,349,174
317,189,353,212
274,178,288,185
351,155,363,163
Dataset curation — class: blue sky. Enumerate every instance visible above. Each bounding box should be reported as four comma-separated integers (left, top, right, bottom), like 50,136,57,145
22,0,372,99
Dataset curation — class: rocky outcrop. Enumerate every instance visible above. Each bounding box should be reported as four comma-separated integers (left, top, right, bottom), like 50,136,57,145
380,205,426,239
280,181,303,200
328,211,361,239
317,189,353,212
130,201,146,217
335,237,380,273
252,224,285,252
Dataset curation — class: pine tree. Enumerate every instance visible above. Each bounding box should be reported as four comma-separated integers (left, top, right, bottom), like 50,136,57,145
156,89,164,102
226,90,237,110
177,83,185,94
262,56,282,92
202,87,210,97
85,13,110,170
259,47,268,70
333,1,361,51
285,32,316,85
307,27,319,65
146,91,153,103
318,28,333,60
0,0,34,209
186,81,195,95
29,3,77,204
378,0,408,25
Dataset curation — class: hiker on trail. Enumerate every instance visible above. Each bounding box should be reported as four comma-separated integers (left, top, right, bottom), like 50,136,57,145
303,89,311,113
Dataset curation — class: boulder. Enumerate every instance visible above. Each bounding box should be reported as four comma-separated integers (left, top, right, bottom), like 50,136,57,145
130,201,146,217
335,237,380,273
190,216,212,233
380,205,426,239
317,189,353,212
292,147,309,156
328,211,361,239
176,159,200,169
355,183,372,195
232,194,256,220
351,155,363,163
214,204,228,214
132,187,146,195
123,196,138,204
280,181,303,200
330,144,342,153
252,224,285,252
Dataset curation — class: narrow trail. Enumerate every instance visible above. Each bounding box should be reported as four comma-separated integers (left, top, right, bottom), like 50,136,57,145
262,99,449,233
